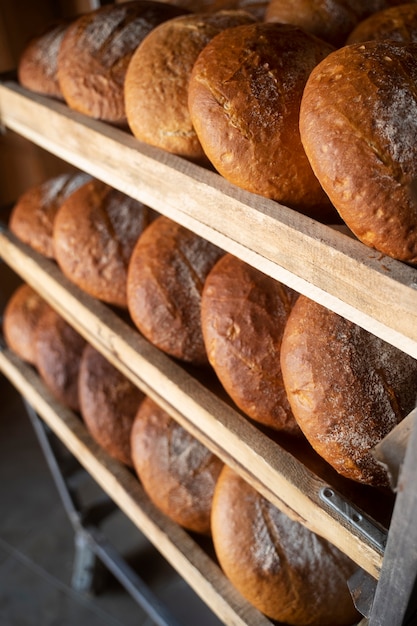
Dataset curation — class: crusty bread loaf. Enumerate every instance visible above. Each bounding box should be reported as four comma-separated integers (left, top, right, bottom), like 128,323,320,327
211,465,359,625
3,283,49,365
78,344,145,466
347,3,417,44
34,306,86,411
188,22,336,221
18,20,70,98
9,172,90,258
264,0,387,47
201,253,300,435
53,179,154,308
299,40,417,263
57,1,187,124
125,10,256,162
280,295,417,487
131,396,223,534
127,215,224,364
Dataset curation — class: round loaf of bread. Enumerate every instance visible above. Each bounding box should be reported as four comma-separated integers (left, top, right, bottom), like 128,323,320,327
53,179,153,308
188,22,336,220
280,296,417,487
211,465,359,625
201,253,300,434
9,172,90,258
57,1,187,124
299,40,417,263
131,396,223,534
125,10,256,162
78,344,145,466
347,3,417,44
264,0,387,47
18,20,70,98
127,215,223,364
3,283,49,365
34,306,86,411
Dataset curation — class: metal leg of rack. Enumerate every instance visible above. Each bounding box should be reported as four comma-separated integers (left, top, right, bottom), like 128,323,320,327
23,400,183,626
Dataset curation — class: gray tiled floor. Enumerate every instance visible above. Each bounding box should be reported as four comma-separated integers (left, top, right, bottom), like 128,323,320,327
0,374,223,626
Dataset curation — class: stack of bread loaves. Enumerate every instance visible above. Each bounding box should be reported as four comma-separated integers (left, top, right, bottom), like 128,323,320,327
3,283,87,411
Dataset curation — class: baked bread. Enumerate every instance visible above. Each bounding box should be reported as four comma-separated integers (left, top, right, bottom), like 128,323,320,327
127,215,224,364
264,0,387,47
299,40,417,263
78,344,145,466
188,22,336,220
347,3,417,44
53,179,154,308
131,396,223,534
2,283,49,365
57,1,187,124
34,306,86,411
211,465,359,625
144,0,267,19
18,20,70,98
280,295,417,487
125,10,256,162
9,172,90,258
201,253,300,434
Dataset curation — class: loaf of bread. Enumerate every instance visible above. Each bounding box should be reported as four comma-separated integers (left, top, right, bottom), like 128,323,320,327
299,40,417,263
127,215,223,364
9,172,90,258
201,253,300,435
264,0,387,47
280,295,417,487
124,10,256,162
78,344,145,466
53,179,154,308
57,1,187,124
3,283,49,365
34,306,86,411
347,3,417,44
188,22,336,220
18,20,70,98
131,396,223,534
211,465,359,625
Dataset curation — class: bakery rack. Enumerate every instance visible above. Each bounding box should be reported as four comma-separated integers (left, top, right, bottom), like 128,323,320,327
1,77,417,625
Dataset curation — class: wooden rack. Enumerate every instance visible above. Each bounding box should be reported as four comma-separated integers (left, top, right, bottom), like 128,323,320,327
1,78,417,625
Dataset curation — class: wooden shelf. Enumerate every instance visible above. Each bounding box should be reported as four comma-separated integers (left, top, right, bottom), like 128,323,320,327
0,227,390,580
2,76,417,625
0,346,274,626
1,80,417,359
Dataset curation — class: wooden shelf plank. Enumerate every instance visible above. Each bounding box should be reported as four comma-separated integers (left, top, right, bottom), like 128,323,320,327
1,80,417,358
0,347,274,626
0,227,389,579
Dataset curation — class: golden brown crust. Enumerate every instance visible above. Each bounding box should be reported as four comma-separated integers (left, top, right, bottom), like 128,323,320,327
3,284,49,365
125,10,256,162
347,3,417,44
18,20,70,98
34,306,86,411
131,396,223,534
127,215,223,364
264,0,388,47
53,179,153,308
9,172,90,258
211,465,359,624
78,344,145,466
57,1,187,123
280,296,417,487
201,253,300,434
299,40,417,263
188,22,336,220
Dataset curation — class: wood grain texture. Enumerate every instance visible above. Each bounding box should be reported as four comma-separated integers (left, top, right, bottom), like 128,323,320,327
1,80,417,358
